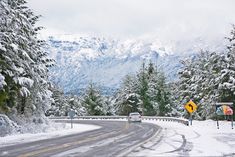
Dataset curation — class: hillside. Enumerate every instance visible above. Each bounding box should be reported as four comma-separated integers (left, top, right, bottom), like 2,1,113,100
47,36,207,95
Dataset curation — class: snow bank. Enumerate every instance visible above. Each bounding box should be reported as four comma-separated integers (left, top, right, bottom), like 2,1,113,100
130,120,235,156
0,122,101,148
0,114,20,136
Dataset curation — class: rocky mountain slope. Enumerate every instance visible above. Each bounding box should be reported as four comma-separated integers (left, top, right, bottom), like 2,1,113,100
47,36,216,95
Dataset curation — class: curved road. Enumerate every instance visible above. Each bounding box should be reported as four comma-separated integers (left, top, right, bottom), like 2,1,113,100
0,120,160,157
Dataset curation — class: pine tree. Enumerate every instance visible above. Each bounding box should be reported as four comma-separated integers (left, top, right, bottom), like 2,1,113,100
145,62,158,116
46,85,69,116
136,62,151,115
82,83,106,115
155,71,172,116
114,61,172,116
147,63,172,116
66,96,87,116
176,51,218,119
219,25,235,102
114,74,141,115
0,0,53,122
102,96,114,116
176,49,235,119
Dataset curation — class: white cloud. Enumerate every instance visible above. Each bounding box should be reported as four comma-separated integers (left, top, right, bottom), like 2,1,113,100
27,0,235,44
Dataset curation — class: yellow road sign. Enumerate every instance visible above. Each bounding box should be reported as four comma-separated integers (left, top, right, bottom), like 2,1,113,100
184,100,197,113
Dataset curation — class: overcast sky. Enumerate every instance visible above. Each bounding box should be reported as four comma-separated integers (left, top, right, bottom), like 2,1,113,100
27,0,235,44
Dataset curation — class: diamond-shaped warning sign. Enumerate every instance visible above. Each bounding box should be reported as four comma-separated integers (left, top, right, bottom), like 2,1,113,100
184,100,197,113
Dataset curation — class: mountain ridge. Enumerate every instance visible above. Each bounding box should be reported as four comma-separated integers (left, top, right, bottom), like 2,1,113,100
47,36,223,95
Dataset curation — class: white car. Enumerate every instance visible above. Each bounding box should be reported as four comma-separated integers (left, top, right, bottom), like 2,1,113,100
128,112,142,122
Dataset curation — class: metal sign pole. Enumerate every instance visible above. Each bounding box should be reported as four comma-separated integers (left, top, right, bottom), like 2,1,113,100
71,117,73,129
68,110,75,129
232,105,234,129
232,115,234,129
190,113,192,125
216,105,219,129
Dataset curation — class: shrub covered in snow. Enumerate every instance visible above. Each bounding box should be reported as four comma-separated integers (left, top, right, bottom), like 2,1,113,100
0,114,20,136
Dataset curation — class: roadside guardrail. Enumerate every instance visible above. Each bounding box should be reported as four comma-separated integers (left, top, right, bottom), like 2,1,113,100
49,116,189,126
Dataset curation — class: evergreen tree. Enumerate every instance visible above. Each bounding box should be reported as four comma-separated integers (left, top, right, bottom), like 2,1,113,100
114,61,172,116
219,25,235,102
176,51,220,119
114,74,141,115
169,81,184,117
145,62,158,116
46,85,69,116
155,71,172,116
147,63,172,116
82,83,106,115
102,96,114,115
176,39,235,120
67,96,87,116
136,62,151,115
0,0,53,122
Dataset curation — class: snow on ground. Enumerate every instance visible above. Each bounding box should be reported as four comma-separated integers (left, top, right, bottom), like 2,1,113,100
1,118,234,156
130,119,235,157
0,122,101,148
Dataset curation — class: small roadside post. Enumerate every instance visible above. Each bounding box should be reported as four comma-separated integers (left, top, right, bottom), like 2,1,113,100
184,100,197,125
68,110,76,129
215,102,234,129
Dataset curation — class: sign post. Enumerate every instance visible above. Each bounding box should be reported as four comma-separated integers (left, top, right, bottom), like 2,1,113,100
232,115,234,129
68,110,76,129
189,113,192,126
184,100,197,125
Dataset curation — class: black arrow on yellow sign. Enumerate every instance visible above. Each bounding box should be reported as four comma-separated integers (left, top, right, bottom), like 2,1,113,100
189,104,193,110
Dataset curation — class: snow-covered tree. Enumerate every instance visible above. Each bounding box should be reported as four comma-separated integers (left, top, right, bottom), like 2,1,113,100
136,62,151,115
81,83,106,115
146,62,172,116
219,25,235,102
71,96,88,115
114,74,141,115
46,85,88,116
176,51,222,119
175,28,235,120
114,61,172,116
102,96,115,115
45,85,68,116
0,0,53,122
154,71,172,116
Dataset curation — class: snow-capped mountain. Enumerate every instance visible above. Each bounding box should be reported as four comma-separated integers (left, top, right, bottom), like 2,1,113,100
46,36,207,95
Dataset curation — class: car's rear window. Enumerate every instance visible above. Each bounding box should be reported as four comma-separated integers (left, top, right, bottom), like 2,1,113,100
130,113,140,116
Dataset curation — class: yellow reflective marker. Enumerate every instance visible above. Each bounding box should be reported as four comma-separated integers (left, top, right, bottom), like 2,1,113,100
184,100,197,113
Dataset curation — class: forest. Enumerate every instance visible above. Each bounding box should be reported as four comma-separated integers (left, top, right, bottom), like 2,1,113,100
1,0,235,133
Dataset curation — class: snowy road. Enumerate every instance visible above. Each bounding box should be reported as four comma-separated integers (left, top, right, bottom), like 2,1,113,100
0,120,159,157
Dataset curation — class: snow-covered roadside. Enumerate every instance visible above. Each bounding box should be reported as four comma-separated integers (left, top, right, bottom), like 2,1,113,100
130,120,235,156
0,122,101,148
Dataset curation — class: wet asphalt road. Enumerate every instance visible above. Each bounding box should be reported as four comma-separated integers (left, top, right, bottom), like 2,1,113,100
0,120,160,157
